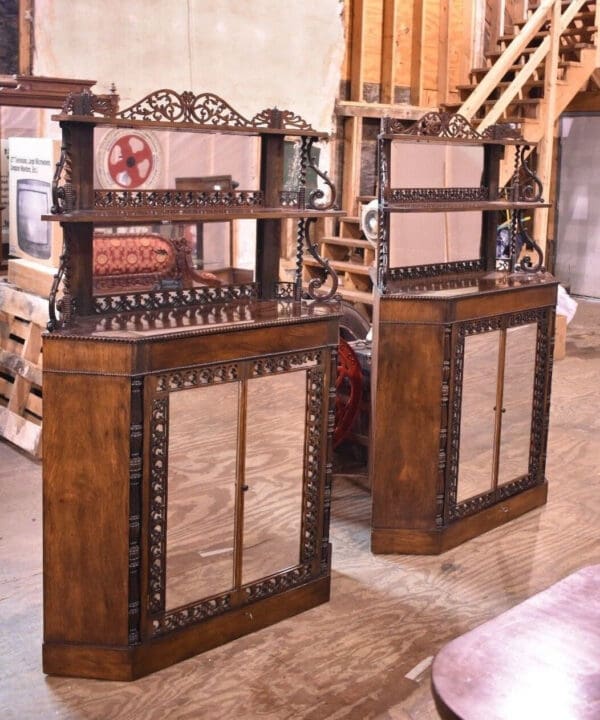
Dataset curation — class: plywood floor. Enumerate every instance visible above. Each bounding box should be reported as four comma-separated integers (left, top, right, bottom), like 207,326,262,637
1,298,599,720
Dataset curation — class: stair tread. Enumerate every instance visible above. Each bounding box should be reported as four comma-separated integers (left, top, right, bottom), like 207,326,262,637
498,26,597,43
304,257,373,274
321,236,373,248
336,288,374,304
443,98,541,112
485,43,593,61
470,59,580,74
456,79,567,92
302,284,373,304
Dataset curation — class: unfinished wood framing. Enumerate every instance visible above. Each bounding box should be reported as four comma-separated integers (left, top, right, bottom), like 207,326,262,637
410,0,426,106
380,0,398,104
18,0,33,75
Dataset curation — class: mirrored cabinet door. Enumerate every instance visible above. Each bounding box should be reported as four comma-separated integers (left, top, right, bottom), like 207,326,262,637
452,317,544,516
498,323,538,487
242,372,307,586
166,382,240,610
146,357,326,636
456,331,499,503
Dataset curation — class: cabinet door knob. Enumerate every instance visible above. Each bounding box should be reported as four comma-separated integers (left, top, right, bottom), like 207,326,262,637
241,484,249,492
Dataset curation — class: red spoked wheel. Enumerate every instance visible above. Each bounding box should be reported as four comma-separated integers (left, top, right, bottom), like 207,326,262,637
334,338,363,449
108,134,154,188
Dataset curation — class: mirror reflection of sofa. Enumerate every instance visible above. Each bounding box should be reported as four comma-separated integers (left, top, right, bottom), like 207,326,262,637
92,232,222,293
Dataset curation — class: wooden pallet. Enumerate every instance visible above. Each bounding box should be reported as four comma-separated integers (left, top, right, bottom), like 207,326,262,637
0,282,48,458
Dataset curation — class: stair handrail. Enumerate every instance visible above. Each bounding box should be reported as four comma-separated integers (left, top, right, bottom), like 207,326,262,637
479,0,592,131
459,0,591,127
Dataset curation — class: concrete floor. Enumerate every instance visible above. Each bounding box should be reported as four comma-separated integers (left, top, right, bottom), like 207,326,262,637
1,297,599,719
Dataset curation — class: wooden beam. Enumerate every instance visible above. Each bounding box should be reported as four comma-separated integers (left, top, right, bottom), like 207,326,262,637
341,116,363,217
566,90,600,112
588,69,600,91
380,0,398,104
350,0,368,101
335,100,430,120
410,0,426,106
535,0,561,258
437,0,450,107
18,0,33,75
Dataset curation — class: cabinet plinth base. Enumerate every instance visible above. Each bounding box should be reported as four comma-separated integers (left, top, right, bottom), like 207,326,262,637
43,573,331,681
371,482,548,555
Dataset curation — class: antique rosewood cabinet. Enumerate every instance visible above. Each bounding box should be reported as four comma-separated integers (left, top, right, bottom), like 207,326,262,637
370,113,557,555
42,89,343,679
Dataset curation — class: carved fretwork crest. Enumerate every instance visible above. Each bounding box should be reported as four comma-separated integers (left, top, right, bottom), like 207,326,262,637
60,88,314,132
384,112,521,141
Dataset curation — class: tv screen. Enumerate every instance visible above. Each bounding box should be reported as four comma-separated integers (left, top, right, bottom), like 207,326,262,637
17,178,51,259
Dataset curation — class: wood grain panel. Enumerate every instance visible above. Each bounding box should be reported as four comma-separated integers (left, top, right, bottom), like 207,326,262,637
42,373,132,645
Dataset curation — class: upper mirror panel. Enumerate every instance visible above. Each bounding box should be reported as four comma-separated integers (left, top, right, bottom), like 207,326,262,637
93,128,261,192
387,142,485,268
389,142,484,190
389,211,482,267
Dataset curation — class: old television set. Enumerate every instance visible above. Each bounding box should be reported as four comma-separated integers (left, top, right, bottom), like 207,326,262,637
16,178,52,259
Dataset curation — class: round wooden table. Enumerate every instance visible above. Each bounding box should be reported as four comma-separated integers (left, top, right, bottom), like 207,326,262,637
431,564,600,720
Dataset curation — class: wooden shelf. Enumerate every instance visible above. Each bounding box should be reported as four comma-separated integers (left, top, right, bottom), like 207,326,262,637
45,208,346,224
384,200,551,213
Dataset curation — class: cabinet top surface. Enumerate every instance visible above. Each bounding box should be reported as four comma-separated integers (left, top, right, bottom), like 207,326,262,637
45,298,341,343
381,271,559,300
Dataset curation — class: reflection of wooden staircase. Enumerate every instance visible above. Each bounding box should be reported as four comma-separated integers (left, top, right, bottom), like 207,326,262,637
443,0,600,258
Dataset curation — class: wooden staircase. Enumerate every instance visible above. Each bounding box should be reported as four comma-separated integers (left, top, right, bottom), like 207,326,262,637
443,0,599,133
443,0,600,261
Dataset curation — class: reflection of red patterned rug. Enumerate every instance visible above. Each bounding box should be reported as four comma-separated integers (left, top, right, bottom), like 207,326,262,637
334,339,363,448
93,233,176,276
